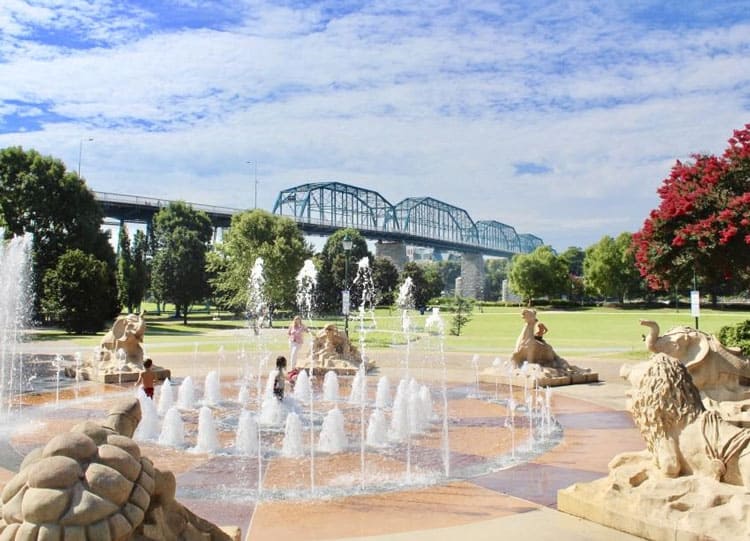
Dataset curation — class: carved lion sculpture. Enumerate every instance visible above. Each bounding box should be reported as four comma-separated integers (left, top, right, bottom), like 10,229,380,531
0,397,233,541
622,354,750,488
637,320,750,401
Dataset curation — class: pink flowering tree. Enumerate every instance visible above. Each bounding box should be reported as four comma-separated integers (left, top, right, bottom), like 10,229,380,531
632,124,750,298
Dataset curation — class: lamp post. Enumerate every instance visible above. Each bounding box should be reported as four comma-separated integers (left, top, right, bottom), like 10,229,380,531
246,161,258,208
78,137,94,178
342,234,353,335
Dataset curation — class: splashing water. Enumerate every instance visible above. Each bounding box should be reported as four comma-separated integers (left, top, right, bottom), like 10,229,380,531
318,408,347,453
323,371,339,402
177,376,195,409
295,259,318,321
194,406,221,453
235,409,259,455
0,233,33,417
282,412,305,458
157,378,174,416
159,406,185,447
246,257,267,333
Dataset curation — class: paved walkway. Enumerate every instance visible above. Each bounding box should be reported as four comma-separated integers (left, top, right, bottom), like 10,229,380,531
0,345,649,540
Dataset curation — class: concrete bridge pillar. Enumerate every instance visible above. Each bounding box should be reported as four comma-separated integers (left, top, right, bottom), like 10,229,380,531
460,252,484,299
375,241,407,271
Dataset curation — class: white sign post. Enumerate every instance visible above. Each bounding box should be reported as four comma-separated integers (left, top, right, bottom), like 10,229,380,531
690,290,700,329
342,290,350,316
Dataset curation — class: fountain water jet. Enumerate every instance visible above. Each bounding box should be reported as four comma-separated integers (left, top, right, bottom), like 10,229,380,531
159,406,185,447
157,378,174,416
177,376,195,409
318,408,347,453
235,409,259,455
282,412,305,458
0,233,33,418
323,370,339,402
194,406,221,453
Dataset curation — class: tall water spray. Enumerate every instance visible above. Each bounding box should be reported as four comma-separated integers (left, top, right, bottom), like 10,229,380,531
353,257,375,489
246,257,266,333
295,259,318,321
0,233,33,416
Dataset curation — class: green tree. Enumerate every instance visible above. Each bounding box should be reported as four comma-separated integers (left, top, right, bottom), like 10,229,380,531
0,146,116,320
42,249,119,333
371,257,400,306
207,210,311,314
484,257,509,301
449,295,474,336
560,246,585,301
400,261,443,308
116,225,133,312
584,233,643,303
130,230,149,312
508,246,568,304
316,229,369,314
151,202,213,324
437,260,461,294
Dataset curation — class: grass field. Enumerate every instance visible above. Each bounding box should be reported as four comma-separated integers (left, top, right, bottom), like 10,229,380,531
27,305,750,361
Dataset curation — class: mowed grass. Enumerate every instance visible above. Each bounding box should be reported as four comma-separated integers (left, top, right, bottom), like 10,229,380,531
26,305,750,360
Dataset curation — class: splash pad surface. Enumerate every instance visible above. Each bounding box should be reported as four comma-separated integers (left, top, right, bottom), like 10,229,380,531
1,348,644,541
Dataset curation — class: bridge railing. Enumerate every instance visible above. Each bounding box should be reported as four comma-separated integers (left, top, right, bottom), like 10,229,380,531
94,191,243,217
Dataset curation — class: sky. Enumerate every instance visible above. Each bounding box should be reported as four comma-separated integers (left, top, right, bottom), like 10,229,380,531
1,0,749,252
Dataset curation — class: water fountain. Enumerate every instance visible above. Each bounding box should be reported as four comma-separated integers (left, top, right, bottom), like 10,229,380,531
159,406,185,447
295,259,318,322
0,233,33,417
194,406,221,453
177,376,196,409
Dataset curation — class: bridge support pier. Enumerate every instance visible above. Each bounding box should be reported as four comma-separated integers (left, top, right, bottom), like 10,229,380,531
375,240,407,271
460,252,484,299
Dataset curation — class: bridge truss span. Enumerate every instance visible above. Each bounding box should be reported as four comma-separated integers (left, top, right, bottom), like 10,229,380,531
273,181,543,257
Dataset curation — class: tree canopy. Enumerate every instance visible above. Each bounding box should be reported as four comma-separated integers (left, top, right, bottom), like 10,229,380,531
151,202,213,324
633,124,750,294
584,233,642,303
315,229,370,314
207,209,311,314
0,146,116,321
42,249,119,333
508,245,568,304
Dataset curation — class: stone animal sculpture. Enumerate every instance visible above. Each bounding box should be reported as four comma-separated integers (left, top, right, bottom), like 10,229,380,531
618,354,750,488
100,313,147,365
511,309,571,370
310,324,364,369
638,319,750,401
0,397,233,541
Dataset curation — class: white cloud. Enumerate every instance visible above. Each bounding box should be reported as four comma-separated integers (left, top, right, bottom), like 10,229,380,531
1,0,748,251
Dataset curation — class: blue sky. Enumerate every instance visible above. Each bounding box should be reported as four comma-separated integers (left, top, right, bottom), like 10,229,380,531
1,0,749,251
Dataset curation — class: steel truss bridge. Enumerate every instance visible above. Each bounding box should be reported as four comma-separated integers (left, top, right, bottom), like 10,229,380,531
272,182,542,257
94,182,542,257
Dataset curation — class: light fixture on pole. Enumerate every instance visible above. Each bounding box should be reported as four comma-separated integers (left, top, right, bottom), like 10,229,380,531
342,233,353,335
246,161,258,209
78,137,94,178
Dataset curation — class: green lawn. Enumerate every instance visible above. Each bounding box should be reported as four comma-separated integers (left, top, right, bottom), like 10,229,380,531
27,305,750,360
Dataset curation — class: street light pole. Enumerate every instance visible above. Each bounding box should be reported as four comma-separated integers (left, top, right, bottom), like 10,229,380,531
342,234,353,335
78,137,94,178
246,161,258,208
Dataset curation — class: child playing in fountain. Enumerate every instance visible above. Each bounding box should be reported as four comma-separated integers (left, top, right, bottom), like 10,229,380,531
287,315,309,369
273,355,287,401
135,358,156,399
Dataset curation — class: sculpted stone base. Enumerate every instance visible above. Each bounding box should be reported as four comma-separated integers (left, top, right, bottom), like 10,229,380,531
480,363,598,387
66,366,171,384
558,454,750,541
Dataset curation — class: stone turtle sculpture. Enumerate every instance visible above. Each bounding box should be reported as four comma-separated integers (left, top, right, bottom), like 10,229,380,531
0,398,233,541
